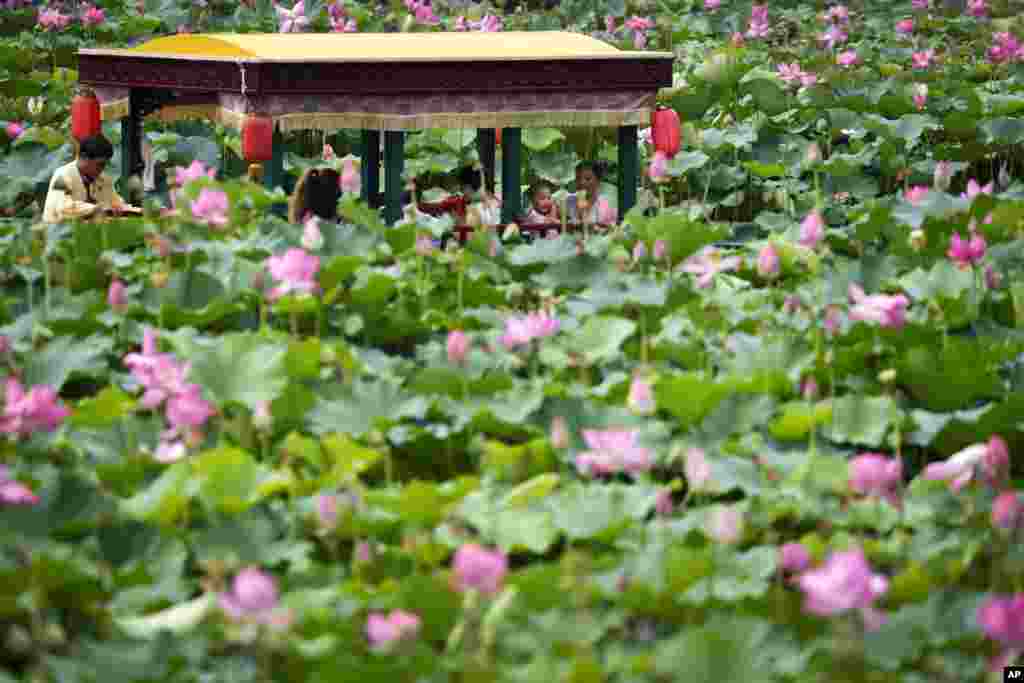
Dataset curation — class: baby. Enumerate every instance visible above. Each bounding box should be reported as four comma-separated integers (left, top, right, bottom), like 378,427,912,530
524,182,560,224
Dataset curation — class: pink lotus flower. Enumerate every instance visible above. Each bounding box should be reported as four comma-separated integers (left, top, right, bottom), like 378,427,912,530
220,568,293,628
967,0,987,17
989,32,1022,64
366,609,421,651
575,428,653,477
627,374,655,415
848,453,903,506
962,178,994,199
81,5,105,26
757,243,780,279
475,14,502,32
826,5,849,22
731,32,746,47
797,548,888,631
922,435,1009,492
779,543,811,572
322,144,336,161
704,0,721,9
847,284,909,329
777,63,808,85
993,491,1024,530
175,160,216,187
37,8,71,31
895,18,914,35
624,16,654,47
330,16,357,31
947,231,986,268
746,4,769,38
912,50,934,70
912,83,928,110
680,247,742,289
648,151,668,183
123,329,191,410
190,188,229,228
799,211,825,249
317,493,338,529
0,466,40,505
655,488,674,516
0,378,70,438
340,158,360,194
824,305,843,336
653,239,667,262
355,540,372,563
802,376,819,400
604,15,616,32
275,1,309,32
499,311,560,349
596,197,616,225
836,50,859,67
706,504,743,544
447,330,469,365
266,248,320,300
452,543,507,595
820,25,848,49
985,264,1002,290
632,242,647,262
685,447,712,492
977,594,1024,672
301,216,324,251
108,279,127,311
154,440,186,463
905,185,929,205
165,384,215,433
5,121,24,140
912,0,929,9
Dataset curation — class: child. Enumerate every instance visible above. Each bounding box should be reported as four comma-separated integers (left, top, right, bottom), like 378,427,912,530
524,182,560,224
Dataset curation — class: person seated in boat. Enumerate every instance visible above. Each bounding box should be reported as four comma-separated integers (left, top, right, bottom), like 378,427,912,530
42,135,141,223
289,166,342,224
460,165,501,228
523,181,560,225
566,160,616,226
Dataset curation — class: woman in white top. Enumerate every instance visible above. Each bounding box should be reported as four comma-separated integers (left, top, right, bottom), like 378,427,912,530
566,161,616,226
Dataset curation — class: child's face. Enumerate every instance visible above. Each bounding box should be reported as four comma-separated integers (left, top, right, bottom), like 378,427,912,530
533,189,553,213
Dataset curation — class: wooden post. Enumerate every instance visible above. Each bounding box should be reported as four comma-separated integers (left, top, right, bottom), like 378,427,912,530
500,127,522,224
383,130,405,225
120,89,144,186
477,128,497,194
361,129,381,208
617,125,638,223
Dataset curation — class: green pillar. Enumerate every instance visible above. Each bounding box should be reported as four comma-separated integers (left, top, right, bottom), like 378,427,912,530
383,130,405,225
500,127,522,224
617,125,638,223
264,124,284,192
120,90,143,186
477,128,497,194
360,129,381,208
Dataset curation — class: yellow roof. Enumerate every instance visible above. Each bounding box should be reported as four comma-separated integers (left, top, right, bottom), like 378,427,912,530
81,32,671,62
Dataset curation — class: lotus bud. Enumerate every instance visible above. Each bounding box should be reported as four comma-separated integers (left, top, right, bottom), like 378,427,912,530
909,228,926,251
878,368,897,384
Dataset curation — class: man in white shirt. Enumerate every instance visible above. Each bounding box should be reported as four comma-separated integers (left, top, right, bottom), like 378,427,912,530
42,135,140,223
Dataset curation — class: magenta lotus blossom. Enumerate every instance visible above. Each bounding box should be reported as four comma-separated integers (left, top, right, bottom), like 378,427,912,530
801,376,819,400
653,239,667,262
757,243,780,279
989,32,1023,64
947,231,986,269
746,4,769,38
220,567,293,628
190,188,230,228
685,447,712,492
624,16,654,47
366,609,421,651
275,1,309,32
836,50,859,67
175,160,216,187
81,5,105,26
704,0,721,9
575,428,653,477
967,0,987,17
632,242,647,262
627,375,655,415
799,211,825,249
475,14,503,31
962,178,994,199
826,4,849,22
779,543,811,573
37,8,71,31
340,158,360,193
108,279,127,311
330,16,357,31
912,83,928,110
977,594,1024,672
266,248,320,300
921,435,1009,492
848,453,903,507
452,543,507,595
655,488,674,516
446,330,469,365
125,340,191,411
847,284,909,330
797,548,888,631
777,63,808,85
912,0,929,8
820,25,848,49
680,247,742,289
301,216,324,251
993,491,1024,530
706,504,743,544
823,305,843,336
165,384,215,433
648,150,668,182
895,18,914,35
904,185,929,205
912,49,934,70
0,466,40,505
731,32,745,47
5,121,24,140
0,378,70,438
604,15,616,32
499,311,560,349
317,493,339,529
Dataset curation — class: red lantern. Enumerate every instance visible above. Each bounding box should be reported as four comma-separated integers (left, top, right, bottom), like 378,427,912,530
242,115,275,162
71,91,102,142
651,106,681,158
496,128,503,147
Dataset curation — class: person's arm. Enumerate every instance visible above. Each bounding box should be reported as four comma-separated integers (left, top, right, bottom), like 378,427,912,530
43,176,97,223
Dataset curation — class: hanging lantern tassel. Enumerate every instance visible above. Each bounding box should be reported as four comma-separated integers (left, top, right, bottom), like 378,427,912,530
71,89,102,142
242,115,275,163
651,106,681,159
